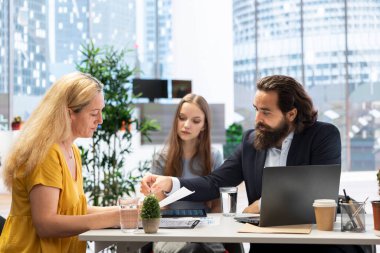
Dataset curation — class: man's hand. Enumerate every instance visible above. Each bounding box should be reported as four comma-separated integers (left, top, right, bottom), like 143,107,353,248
140,173,173,195
243,199,260,214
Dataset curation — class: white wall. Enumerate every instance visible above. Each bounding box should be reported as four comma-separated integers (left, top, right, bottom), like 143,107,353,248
171,0,234,127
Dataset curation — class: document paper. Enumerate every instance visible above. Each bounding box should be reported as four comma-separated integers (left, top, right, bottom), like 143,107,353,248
159,187,195,208
159,218,200,228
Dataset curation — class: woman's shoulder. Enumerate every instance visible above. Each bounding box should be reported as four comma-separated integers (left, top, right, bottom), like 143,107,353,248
47,144,63,160
210,146,223,168
151,149,168,175
152,149,168,161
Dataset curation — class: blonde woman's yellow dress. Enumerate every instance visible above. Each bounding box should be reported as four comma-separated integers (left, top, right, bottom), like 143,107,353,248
0,144,87,253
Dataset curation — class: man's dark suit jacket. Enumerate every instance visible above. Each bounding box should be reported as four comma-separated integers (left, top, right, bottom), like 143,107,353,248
179,121,341,205
179,121,369,253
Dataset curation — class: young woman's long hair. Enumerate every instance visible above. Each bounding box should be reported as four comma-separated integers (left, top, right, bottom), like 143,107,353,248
3,72,103,190
162,94,212,177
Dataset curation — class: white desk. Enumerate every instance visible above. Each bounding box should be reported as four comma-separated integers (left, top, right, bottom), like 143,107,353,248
79,214,380,253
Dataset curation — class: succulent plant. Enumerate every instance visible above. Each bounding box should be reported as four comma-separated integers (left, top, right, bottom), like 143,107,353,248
140,194,161,219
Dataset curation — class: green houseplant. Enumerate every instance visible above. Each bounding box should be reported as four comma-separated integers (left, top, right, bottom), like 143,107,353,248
223,123,243,159
140,194,161,233
76,41,159,207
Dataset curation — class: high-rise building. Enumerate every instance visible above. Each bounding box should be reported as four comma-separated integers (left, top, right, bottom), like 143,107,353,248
232,0,380,171
0,0,8,94
8,0,49,96
0,0,9,129
141,0,173,79
90,0,137,66
91,0,136,49
51,0,89,79
0,0,138,130
0,0,50,129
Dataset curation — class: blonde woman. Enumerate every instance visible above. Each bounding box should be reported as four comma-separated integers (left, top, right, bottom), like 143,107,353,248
0,72,120,253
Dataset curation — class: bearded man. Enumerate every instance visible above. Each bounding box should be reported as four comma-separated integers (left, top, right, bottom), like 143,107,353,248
141,75,367,253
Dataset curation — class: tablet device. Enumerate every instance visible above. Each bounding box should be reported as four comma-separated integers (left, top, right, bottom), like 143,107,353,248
161,209,207,217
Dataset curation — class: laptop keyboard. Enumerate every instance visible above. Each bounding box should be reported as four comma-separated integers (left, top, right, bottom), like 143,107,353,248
234,216,260,225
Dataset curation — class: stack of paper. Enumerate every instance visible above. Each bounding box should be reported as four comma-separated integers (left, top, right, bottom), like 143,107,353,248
159,187,194,207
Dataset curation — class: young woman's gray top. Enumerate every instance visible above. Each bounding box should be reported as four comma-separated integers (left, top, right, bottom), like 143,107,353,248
150,147,223,210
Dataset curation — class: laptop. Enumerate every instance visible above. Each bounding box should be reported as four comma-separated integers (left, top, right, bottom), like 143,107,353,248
236,164,341,227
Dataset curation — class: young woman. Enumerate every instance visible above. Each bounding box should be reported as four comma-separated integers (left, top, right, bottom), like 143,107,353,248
0,72,120,253
149,93,224,253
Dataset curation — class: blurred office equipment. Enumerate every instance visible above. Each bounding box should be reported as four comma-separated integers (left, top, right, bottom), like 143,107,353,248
133,79,168,102
172,80,192,99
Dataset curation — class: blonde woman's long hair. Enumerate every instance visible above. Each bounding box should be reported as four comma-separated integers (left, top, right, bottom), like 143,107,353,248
2,72,103,190
163,93,212,177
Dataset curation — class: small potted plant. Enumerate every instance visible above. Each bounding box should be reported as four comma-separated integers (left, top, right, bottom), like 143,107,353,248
11,116,22,130
140,194,161,233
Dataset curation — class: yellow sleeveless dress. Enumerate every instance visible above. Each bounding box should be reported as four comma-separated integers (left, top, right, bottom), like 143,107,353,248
0,144,87,253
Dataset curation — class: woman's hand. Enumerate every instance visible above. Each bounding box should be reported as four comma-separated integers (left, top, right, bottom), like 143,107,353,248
140,173,173,195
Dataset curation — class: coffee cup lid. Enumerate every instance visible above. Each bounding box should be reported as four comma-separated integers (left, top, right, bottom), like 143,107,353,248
312,199,337,207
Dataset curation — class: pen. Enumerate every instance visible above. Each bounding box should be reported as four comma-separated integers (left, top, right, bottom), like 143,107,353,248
343,189,349,202
341,190,357,229
348,197,368,231
351,197,368,218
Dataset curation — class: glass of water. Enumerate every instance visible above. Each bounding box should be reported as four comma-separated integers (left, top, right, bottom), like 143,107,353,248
118,197,139,233
219,187,238,216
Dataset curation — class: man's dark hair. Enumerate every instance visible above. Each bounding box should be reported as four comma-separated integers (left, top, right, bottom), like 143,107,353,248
256,75,318,132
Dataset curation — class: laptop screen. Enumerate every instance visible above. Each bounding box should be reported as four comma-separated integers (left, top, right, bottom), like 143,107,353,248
259,164,341,227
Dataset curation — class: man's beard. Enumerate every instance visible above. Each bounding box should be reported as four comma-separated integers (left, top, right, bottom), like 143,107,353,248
253,118,290,151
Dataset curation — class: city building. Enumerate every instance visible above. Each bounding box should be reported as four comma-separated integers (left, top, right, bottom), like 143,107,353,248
232,0,380,171
0,0,137,130
140,0,173,79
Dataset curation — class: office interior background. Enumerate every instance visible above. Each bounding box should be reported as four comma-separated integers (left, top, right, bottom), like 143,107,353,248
0,0,380,176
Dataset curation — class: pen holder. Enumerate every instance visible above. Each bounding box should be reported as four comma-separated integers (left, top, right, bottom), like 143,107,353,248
340,201,365,233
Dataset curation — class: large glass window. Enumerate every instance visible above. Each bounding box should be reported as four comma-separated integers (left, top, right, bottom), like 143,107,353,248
233,0,380,171
1,0,380,172
0,0,9,130
0,0,136,129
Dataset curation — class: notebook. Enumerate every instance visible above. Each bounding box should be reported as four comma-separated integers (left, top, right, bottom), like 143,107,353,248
252,164,341,227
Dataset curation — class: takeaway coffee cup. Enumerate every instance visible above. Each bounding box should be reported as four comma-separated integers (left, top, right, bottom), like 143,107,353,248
371,200,380,236
313,199,337,231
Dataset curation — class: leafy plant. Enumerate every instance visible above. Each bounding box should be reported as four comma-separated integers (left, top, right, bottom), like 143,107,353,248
226,123,243,144
140,195,161,219
223,123,243,158
12,116,22,123
76,41,160,206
